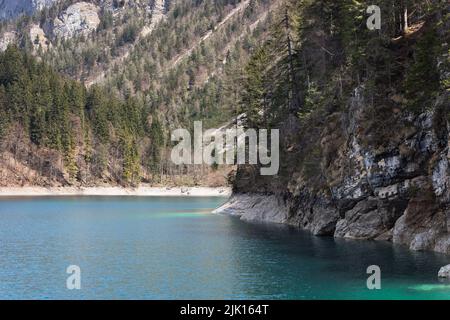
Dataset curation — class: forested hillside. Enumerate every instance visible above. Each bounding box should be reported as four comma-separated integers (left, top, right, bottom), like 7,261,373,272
238,0,449,129
0,46,161,186
1,0,279,126
222,0,450,254
0,0,280,187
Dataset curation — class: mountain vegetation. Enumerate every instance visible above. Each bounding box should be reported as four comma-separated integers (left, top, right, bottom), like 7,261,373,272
0,45,156,186
225,0,450,255
0,0,448,199
240,0,449,129
0,0,280,187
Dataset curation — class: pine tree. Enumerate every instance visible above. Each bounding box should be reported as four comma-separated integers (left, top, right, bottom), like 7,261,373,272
30,71,52,145
0,85,7,141
405,26,440,111
87,86,110,143
121,133,140,186
146,117,164,174
241,45,271,128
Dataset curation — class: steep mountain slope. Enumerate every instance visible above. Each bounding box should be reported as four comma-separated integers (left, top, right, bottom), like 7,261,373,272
0,0,280,187
1,0,278,124
216,0,450,254
84,0,170,86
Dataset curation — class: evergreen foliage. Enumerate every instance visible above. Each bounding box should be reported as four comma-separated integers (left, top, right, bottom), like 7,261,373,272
0,46,160,184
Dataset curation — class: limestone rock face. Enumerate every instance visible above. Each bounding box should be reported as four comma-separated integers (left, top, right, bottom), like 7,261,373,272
53,2,100,40
0,0,58,21
334,198,406,240
223,83,449,254
0,31,17,52
29,24,51,52
213,194,289,224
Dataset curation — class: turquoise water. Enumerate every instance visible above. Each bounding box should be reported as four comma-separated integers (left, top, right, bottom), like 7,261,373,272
0,196,450,300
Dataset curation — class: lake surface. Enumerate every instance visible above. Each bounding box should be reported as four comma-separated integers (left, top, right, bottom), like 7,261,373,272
0,196,450,300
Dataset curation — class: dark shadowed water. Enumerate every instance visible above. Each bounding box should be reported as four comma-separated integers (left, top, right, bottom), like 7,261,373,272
0,196,449,299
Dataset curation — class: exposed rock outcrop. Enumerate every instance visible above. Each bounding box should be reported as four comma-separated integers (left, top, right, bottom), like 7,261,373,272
53,2,100,40
29,24,51,52
214,194,289,224
0,0,57,21
438,265,450,278
218,1,450,255
0,31,17,52
222,86,450,253
219,88,449,254
140,0,167,38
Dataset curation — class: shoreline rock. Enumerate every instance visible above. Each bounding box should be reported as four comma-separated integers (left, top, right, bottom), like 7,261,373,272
213,193,289,224
438,265,450,278
218,191,450,255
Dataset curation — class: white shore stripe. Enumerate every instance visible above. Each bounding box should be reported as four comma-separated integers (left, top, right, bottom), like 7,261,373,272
0,187,231,197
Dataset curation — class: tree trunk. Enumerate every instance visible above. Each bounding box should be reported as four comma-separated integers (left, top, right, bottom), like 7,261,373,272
284,8,300,113
399,0,409,34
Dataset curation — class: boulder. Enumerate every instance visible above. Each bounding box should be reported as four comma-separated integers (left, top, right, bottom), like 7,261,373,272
438,265,450,278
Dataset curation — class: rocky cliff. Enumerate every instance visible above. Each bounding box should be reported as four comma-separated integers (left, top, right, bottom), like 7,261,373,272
52,2,100,39
216,0,450,255
217,90,449,254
